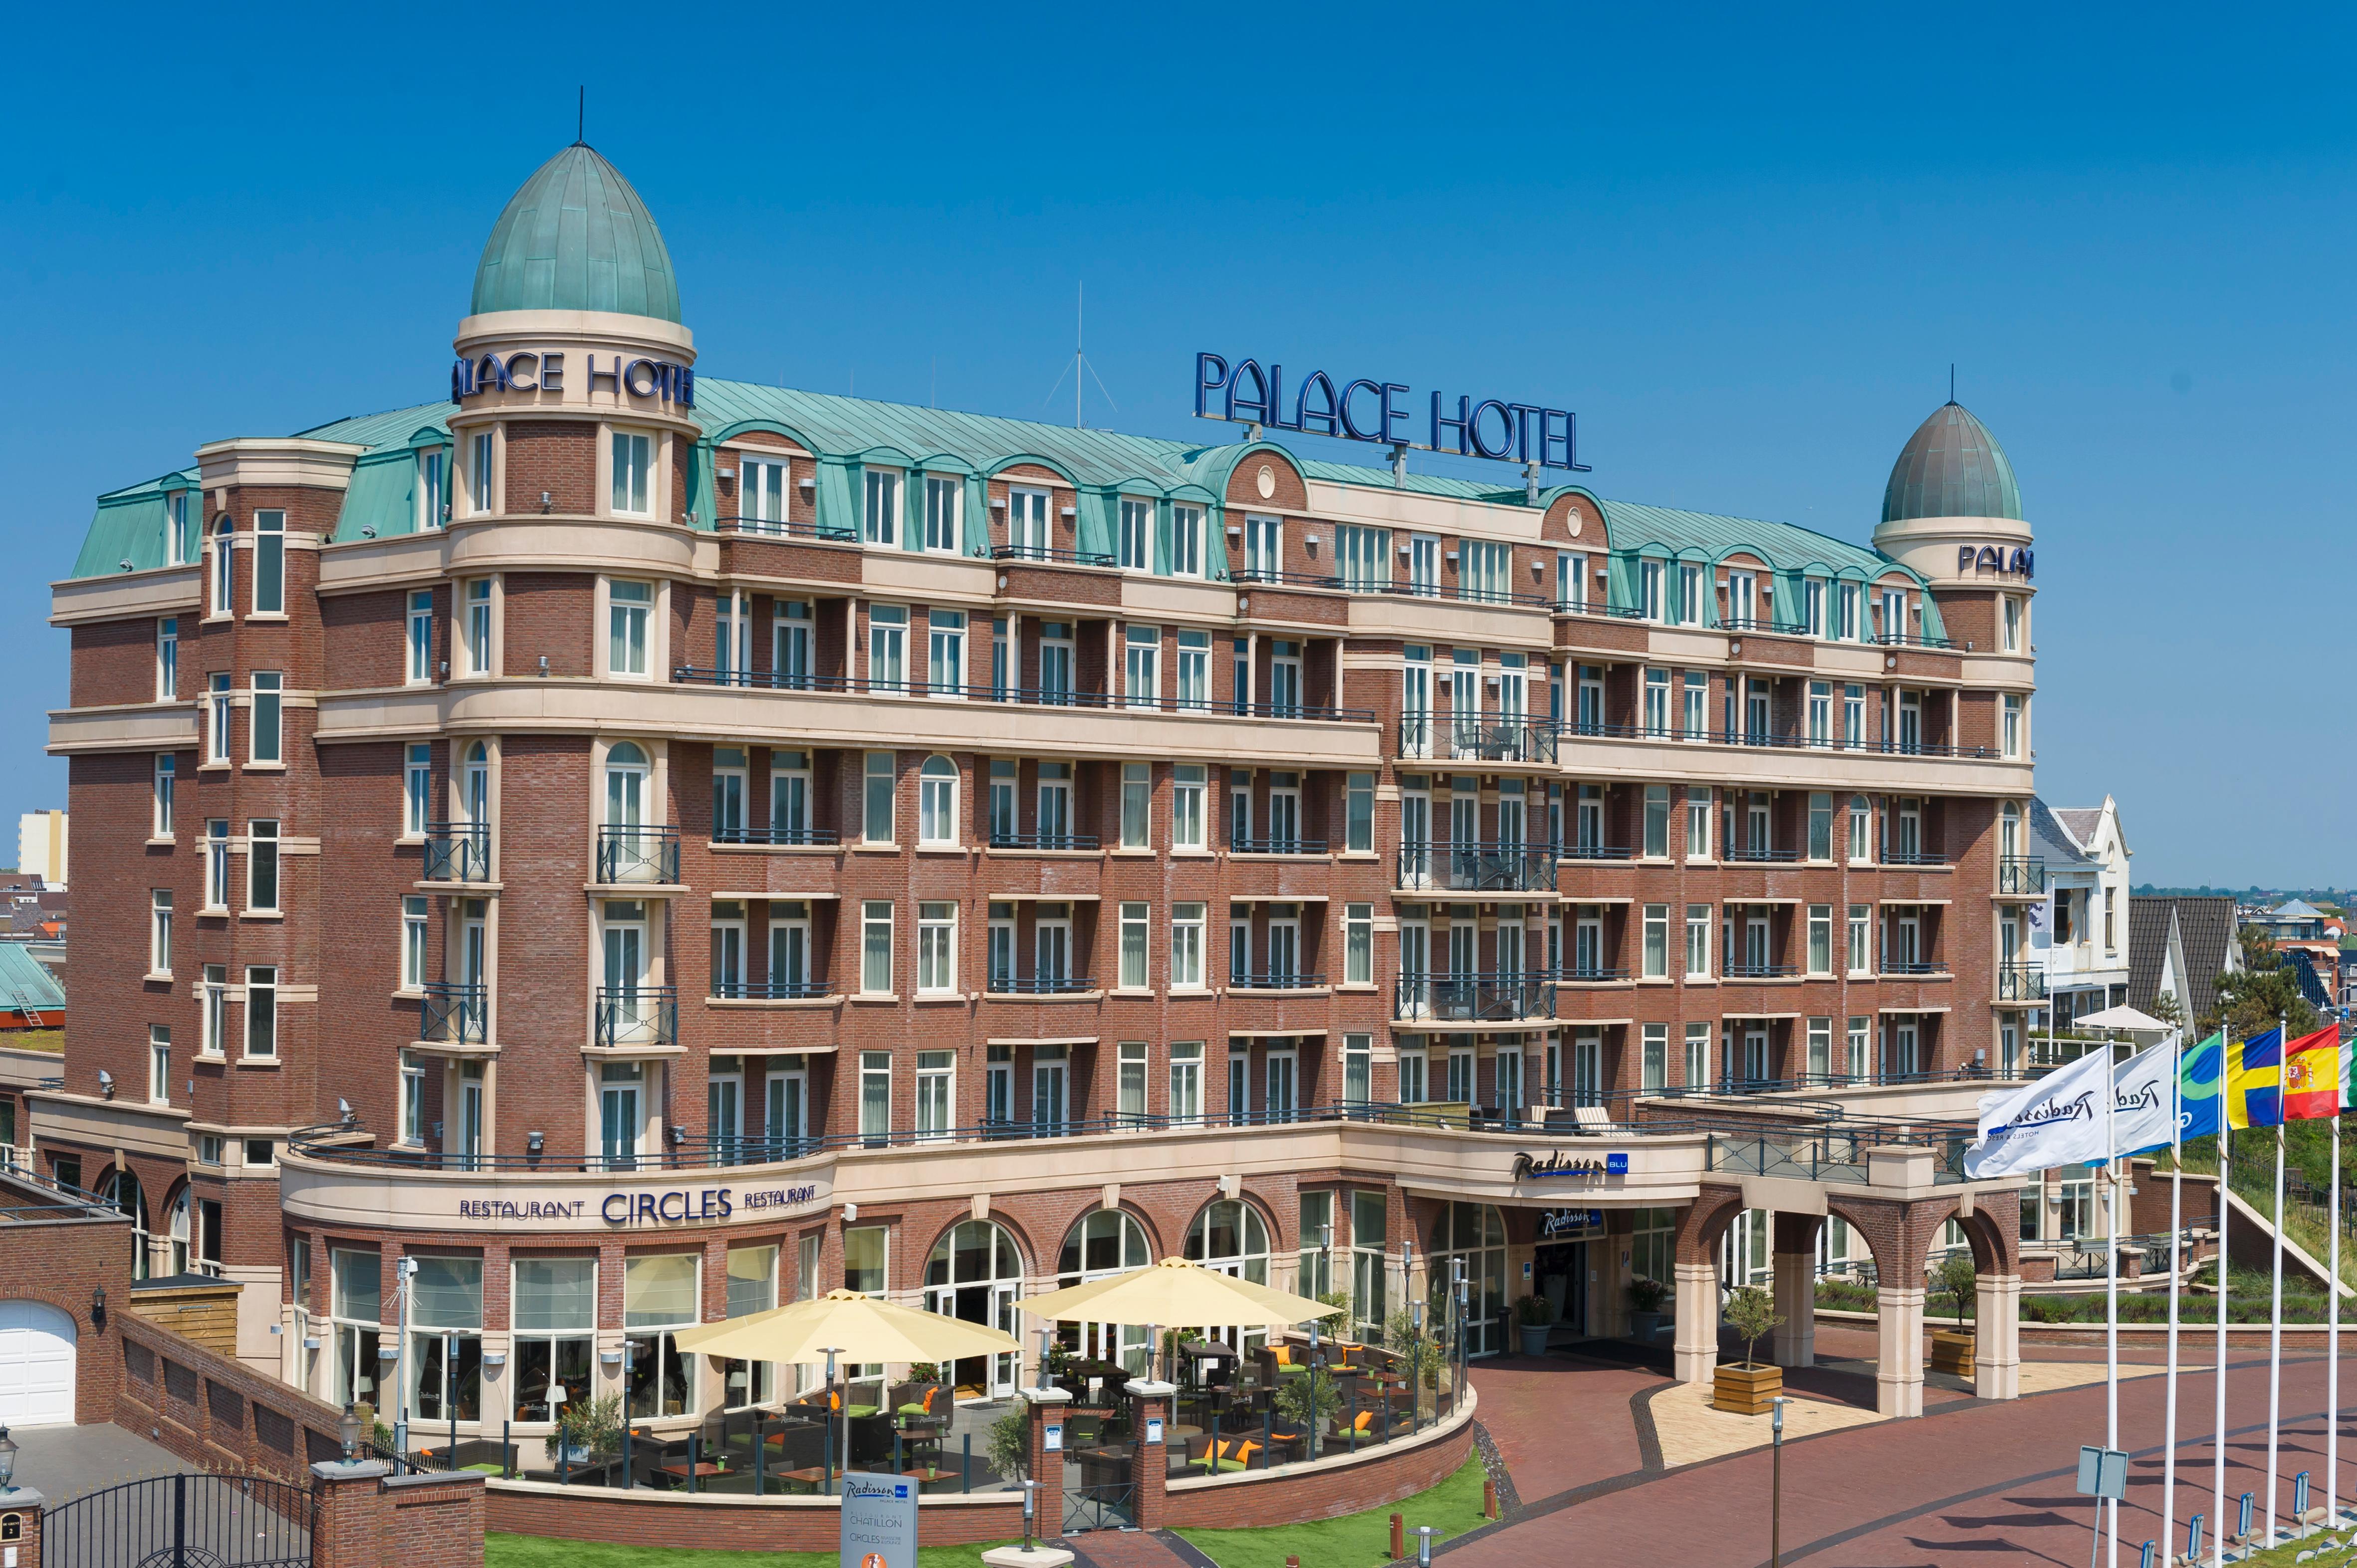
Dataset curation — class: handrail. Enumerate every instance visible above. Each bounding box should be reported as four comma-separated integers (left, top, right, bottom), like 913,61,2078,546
1998,856,2047,894
984,974,1096,995
993,543,1115,568
672,667,1375,723
1396,840,1557,893
715,825,840,847
1230,971,1328,991
594,986,679,1048
716,514,857,543
989,831,1100,852
1394,973,1556,1022
711,979,830,1000
596,825,681,886
1232,566,1344,591
420,981,488,1046
421,822,491,884
1232,837,1327,856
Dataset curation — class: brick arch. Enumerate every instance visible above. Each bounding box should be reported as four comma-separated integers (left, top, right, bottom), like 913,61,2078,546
916,1212,1039,1281
1180,1192,1280,1267
1046,1202,1164,1279
1674,1184,1748,1267
1914,1194,2022,1278
1824,1194,1908,1283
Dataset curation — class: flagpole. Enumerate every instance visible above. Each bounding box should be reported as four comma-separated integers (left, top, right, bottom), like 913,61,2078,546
2266,1015,2286,1549
2107,1026,2121,1568
2162,1029,2182,1565
2212,1024,2231,1568
2331,1088,2342,1532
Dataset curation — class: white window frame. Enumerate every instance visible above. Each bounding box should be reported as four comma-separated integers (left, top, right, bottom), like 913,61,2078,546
917,901,958,995
150,889,173,977
244,965,278,1059
1121,763,1151,849
924,474,962,555
157,617,178,702
927,608,965,697
201,964,227,1057
251,510,286,616
918,755,958,846
246,819,280,913
402,895,430,991
469,431,495,515
1119,901,1150,990
1172,764,1206,851
1171,505,1204,578
1119,497,1151,571
249,672,283,764
463,580,494,675
610,430,654,517
1125,624,1161,709
861,900,894,995
1171,902,1206,990
153,754,176,838
406,590,435,685
866,468,903,546
605,579,653,679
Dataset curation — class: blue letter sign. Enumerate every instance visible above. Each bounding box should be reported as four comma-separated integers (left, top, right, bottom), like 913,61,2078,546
1196,351,1586,472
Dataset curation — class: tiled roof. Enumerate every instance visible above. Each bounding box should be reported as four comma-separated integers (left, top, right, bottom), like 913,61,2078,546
2051,808,2103,846
2128,899,2176,1017
2138,895,2238,1024
2027,799,2094,869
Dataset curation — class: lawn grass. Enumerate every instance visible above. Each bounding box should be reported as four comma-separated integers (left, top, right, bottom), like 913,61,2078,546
1172,1455,1492,1568
2225,1522,2357,1565
486,1533,1013,1568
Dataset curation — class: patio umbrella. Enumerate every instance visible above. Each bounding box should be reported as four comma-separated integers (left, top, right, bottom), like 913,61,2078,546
1015,1256,1346,1331
2074,1005,2169,1032
674,1288,1020,1363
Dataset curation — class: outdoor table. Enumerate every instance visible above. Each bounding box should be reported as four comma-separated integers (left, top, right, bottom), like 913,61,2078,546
777,1465,829,1495
657,1461,724,1486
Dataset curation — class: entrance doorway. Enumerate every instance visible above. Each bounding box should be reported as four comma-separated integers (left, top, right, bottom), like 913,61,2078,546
1531,1207,1603,1338
924,1220,1022,1400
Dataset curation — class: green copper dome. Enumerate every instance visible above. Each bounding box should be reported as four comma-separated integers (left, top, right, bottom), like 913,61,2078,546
471,143,680,323
1881,402,2022,522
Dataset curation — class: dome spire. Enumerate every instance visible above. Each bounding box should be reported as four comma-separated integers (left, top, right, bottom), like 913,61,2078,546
1881,398,2021,523
470,142,680,323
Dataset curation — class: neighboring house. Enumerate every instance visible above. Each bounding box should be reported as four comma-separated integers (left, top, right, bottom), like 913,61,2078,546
2029,796,2131,1028
2127,895,2241,1025
0,941,64,1029
2247,899,2345,1006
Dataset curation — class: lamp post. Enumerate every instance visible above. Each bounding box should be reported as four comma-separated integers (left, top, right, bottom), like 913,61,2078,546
821,1345,841,1495
0,1425,17,1494
1021,1477,1039,1553
1770,1396,1787,1568
1414,1524,1439,1568
340,1403,361,1464
392,1257,418,1456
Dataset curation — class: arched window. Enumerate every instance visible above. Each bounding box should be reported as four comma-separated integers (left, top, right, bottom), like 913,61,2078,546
1185,1199,1273,1349
923,1220,1023,1398
463,742,491,825
168,1186,192,1276
1428,1202,1507,1357
212,517,234,616
2000,801,2022,864
1056,1209,1151,1369
605,742,648,824
919,756,958,846
111,1169,150,1281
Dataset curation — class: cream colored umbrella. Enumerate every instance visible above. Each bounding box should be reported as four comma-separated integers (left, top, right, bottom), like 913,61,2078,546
674,1288,1021,1364
1016,1256,1346,1330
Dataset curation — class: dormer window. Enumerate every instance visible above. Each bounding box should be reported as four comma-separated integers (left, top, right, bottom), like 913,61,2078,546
419,447,447,531
865,469,901,545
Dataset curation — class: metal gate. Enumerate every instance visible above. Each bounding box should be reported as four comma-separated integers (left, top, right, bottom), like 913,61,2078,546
42,1471,313,1568
1062,1449,1136,1533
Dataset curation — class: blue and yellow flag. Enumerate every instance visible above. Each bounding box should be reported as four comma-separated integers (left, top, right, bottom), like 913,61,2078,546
2227,1027,2285,1130
2177,1031,2224,1140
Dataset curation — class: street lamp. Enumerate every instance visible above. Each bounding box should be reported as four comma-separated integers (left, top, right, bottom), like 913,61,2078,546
340,1403,361,1464
0,1425,17,1493
1021,1477,1040,1553
1414,1525,1439,1568
1770,1396,1787,1568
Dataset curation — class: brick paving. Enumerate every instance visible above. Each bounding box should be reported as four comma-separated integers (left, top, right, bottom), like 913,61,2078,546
1449,1348,2357,1568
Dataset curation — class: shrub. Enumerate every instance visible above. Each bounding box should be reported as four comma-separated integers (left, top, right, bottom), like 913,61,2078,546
1513,1293,1552,1327
987,1405,1030,1482
1273,1365,1341,1429
1628,1276,1670,1314
556,1392,623,1457
1723,1285,1784,1368
1932,1255,1977,1323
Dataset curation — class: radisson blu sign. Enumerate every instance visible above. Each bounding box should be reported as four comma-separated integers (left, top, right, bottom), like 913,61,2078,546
1195,352,1588,471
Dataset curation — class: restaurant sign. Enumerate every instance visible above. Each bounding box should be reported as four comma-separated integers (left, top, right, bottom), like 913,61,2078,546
1511,1150,1629,1181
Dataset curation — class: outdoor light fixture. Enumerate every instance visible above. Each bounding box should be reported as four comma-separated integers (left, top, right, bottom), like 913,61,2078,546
337,1098,355,1124
526,1131,544,1155
97,1070,115,1099
798,475,816,490
718,466,735,479
360,526,377,538
600,1349,624,1365
539,491,553,514
1414,1525,1439,1568
378,1344,400,1360
340,1403,362,1463
91,1286,106,1328
0,1425,19,1491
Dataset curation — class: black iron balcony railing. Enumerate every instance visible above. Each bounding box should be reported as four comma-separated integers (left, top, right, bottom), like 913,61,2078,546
716,514,856,543
1719,615,1813,637
1396,713,1560,763
1394,972,1556,1022
1552,598,1650,620
985,973,1096,995
1552,963,1632,982
597,825,681,885
1880,959,1951,977
671,667,1376,724
1559,843,1635,861
1232,565,1344,591
1998,964,2048,1001
1998,856,2048,895
595,986,678,1048
710,977,830,1000
713,824,840,847
1231,971,1328,991
1396,841,1557,893
1232,836,1327,856
989,830,1101,852
419,981,487,1046
992,542,1116,568
1724,847,1801,864
1873,631,1957,650
421,822,491,883
1881,850,1950,867
1722,962,1801,979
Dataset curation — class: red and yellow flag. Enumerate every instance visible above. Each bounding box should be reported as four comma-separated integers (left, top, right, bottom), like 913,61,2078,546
2282,1025,2344,1120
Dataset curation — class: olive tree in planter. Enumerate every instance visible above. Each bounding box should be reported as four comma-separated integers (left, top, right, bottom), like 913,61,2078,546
1928,1253,1978,1376
1711,1285,1786,1414
1513,1293,1554,1357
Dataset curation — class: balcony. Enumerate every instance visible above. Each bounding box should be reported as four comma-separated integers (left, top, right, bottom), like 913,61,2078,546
1231,970,1328,992
1232,836,1327,856
1553,964,1631,983
1872,631,1957,651
1998,856,2047,895
1559,843,1635,862
1720,615,1812,637
1880,960,1951,977
1998,964,2048,1001
715,824,840,847
1232,565,1344,591
1722,962,1801,980
1881,850,1950,868
418,981,487,1047
1397,714,1559,764
992,542,1115,568
986,973,1096,996
989,830,1101,852
597,825,681,885
711,978,831,1001
421,822,491,884
671,667,1375,726
716,514,856,543
1396,841,1557,894
596,986,678,1048
1724,848,1801,864
1394,972,1556,1022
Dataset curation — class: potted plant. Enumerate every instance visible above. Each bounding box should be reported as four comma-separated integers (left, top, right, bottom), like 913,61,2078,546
1513,1293,1553,1357
1711,1285,1786,1414
1272,1360,1341,1440
1928,1254,1977,1376
555,1392,623,1465
986,1405,1030,1484
1628,1276,1670,1342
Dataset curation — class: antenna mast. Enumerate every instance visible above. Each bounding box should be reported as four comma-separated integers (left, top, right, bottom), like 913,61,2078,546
577,87,585,145
1077,284,1084,429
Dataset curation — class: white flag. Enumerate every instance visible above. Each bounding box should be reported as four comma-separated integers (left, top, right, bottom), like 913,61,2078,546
2112,1038,2179,1157
1963,1046,2113,1179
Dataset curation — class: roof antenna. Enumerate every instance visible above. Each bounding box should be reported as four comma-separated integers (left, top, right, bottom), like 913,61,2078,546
1948,363,1956,405
576,87,585,146
1040,281,1118,428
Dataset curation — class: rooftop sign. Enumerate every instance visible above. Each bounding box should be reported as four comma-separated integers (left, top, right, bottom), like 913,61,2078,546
1194,353,1588,471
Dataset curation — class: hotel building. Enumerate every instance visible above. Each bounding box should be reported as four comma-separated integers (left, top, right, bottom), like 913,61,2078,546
31,142,2042,1436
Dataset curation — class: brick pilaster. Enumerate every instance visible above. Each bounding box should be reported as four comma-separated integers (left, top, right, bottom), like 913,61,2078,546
1024,1386,1072,1540
0,1487,44,1568
1124,1380,1174,1530
309,1461,390,1568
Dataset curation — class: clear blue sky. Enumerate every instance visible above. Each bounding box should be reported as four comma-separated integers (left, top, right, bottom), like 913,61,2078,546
4,3,2350,886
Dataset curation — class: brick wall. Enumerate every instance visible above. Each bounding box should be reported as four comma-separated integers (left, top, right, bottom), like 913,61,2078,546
1162,1402,1473,1529
505,423,596,516
116,1309,349,1481
481,1482,1022,1548
0,1190,131,1426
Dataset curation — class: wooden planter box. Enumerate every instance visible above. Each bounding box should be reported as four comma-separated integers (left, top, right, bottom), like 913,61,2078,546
1711,1361,1782,1415
1929,1329,1975,1376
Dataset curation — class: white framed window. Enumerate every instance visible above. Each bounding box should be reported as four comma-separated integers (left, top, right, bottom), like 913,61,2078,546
715,590,750,682
248,670,282,759
1644,784,1670,858
918,901,957,994
622,1254,701,1418
513,1257,596,1423
774,600,814,688
1120,901,1150,989
2001,594,2023,653
1846,1017,1871,1080
1675,562,1700,625
1555,550,1587,610
768,901,813,995
1808,792,1834,861
858,1054,893,1140
1340,524,1388,590
1684,903,1710,978
1807,904,1832,975
252,511,285,615
1682,670,1707,740
205,819,230,909
1879,587,1908,643
711,746,746,842
1642,1024,1666,1093
247,820,280,912
469,431,494,515
1843,684,1866,746
149,889,173,976
165,489,190,567
606,580,652,677
1639,558,1663,622
1808,681,1831,747
1458,538,1510,602
153,754,176,837
1171,902,1206,990
400,1051,426,1144
244,965,277,1058
1345,902,1372,985
1847,904,1871,975
1836,581,1859,641
1726,569,1757,629
1172,764,1206,850
2003,693,2024,759
919,755,958,845
1644,668,1670,736
209,517,234,617
402,896,430,990
1347,772,1374,853
865,468,902,545
915,1051,954,1139
406,590,434,684
1170,1041,1204,1124
1171,505,1204,578
741,455,790,531
1642,903,1668,978
610,431,653,516
1125,624,1160,708
404,744,432,837
201,964,227,1056
1397,1039,1427,1104
1848,795,1872,864
1686,785,1710,860
1121,763,1150,849
1244,513,1282,577
927,608,965,696
1408,534,1439,596
925,475,961,554
1176,629,1210,709
1804,578,1825,637
861,900,894,994
156,617,178,701
864,752,896,843
148,1025,171,1105
415,445,446,531
462,580,493,674
869,604,908,692
1119,497,1151,571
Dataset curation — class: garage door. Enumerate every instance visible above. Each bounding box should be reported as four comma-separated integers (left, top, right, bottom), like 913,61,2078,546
0,1300,76,1424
